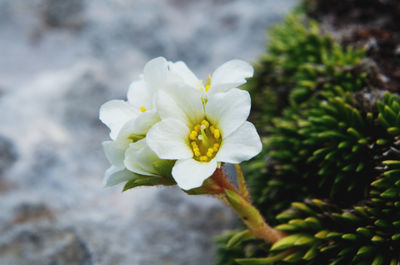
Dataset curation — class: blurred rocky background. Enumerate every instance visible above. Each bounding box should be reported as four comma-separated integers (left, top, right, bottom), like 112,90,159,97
0,0,297,264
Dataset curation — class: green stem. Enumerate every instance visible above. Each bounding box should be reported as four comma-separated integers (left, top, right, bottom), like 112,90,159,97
210,166,286,244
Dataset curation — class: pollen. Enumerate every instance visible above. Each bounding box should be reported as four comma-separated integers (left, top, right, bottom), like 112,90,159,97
188,119,222,162
199,156,206,162
201,120,209,128
189,130,198,140
213,129,220,139
140,106,147,113
213,143,219,152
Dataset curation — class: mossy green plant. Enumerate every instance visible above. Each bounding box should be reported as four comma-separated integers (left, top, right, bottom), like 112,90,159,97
216,5,400,265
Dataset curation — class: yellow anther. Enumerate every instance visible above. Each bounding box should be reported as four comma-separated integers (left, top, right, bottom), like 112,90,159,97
204,74,212,92
201,120,209,128
189,130,198,140
206,148,214,157
214,129,220,139
140,106,146,113
200,156,208,162
189,120,221,162
213,143,220,152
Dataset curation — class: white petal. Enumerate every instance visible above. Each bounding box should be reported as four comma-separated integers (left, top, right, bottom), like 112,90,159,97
172,158,217,190
102,141,125,167
99,100,139,140
124,139,159,176
205,88,251,137
129,110,160,135
168,61,201,89
116,110,160,140
143,57,168,90
127,78,153,110
103,166,138,187
146,118,192,160
210,60,253,94
216,121,262,163
156,84,204,126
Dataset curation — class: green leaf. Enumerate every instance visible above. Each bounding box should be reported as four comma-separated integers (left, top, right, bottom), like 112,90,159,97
270,234,302,251
123,176,174,191
303,245,318,260
356,245,374,256
283,250,304,262
294,235,315,246
226,230,254,248
235,251,290,265
291,202,315,215
235,164,250,200
152,159,175,180
372,255,384,265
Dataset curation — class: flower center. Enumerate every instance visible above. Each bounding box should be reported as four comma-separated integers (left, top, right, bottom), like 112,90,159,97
189,119,222,162
140,106,147,112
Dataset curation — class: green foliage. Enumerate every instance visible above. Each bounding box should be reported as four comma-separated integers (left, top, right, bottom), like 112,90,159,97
216,7,400,265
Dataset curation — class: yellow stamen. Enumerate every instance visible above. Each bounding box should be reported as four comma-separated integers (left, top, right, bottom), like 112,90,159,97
207,148,214,157
189,130,198,140
140,106,146,113
201,120,209,128
204,74,212,92
188,119,222,163
213,143,220,152
214,129,220,139
200,156,208,162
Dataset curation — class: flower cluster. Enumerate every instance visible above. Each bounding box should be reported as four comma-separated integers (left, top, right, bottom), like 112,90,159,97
100,57,262,190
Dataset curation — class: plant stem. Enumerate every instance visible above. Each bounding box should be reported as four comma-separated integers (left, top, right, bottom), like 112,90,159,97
210,166,286,244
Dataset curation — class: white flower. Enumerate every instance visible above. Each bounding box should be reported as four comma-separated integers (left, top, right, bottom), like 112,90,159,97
169,59,254,96
146,86,262,190
99,57,171,186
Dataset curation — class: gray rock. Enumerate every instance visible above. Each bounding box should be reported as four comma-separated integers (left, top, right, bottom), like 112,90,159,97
39,0,86,30
0,135,17,192
0,135,17,176
0,225,92,265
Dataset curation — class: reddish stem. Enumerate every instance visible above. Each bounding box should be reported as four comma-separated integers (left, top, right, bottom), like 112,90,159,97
208,166,286,244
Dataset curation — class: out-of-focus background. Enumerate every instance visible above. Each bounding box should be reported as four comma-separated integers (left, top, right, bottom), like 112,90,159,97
0,0,297,264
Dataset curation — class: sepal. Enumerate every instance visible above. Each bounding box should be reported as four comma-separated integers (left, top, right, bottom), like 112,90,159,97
123,175,175,192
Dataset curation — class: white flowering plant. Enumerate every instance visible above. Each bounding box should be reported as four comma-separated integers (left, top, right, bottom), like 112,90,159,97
100,57,285,245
